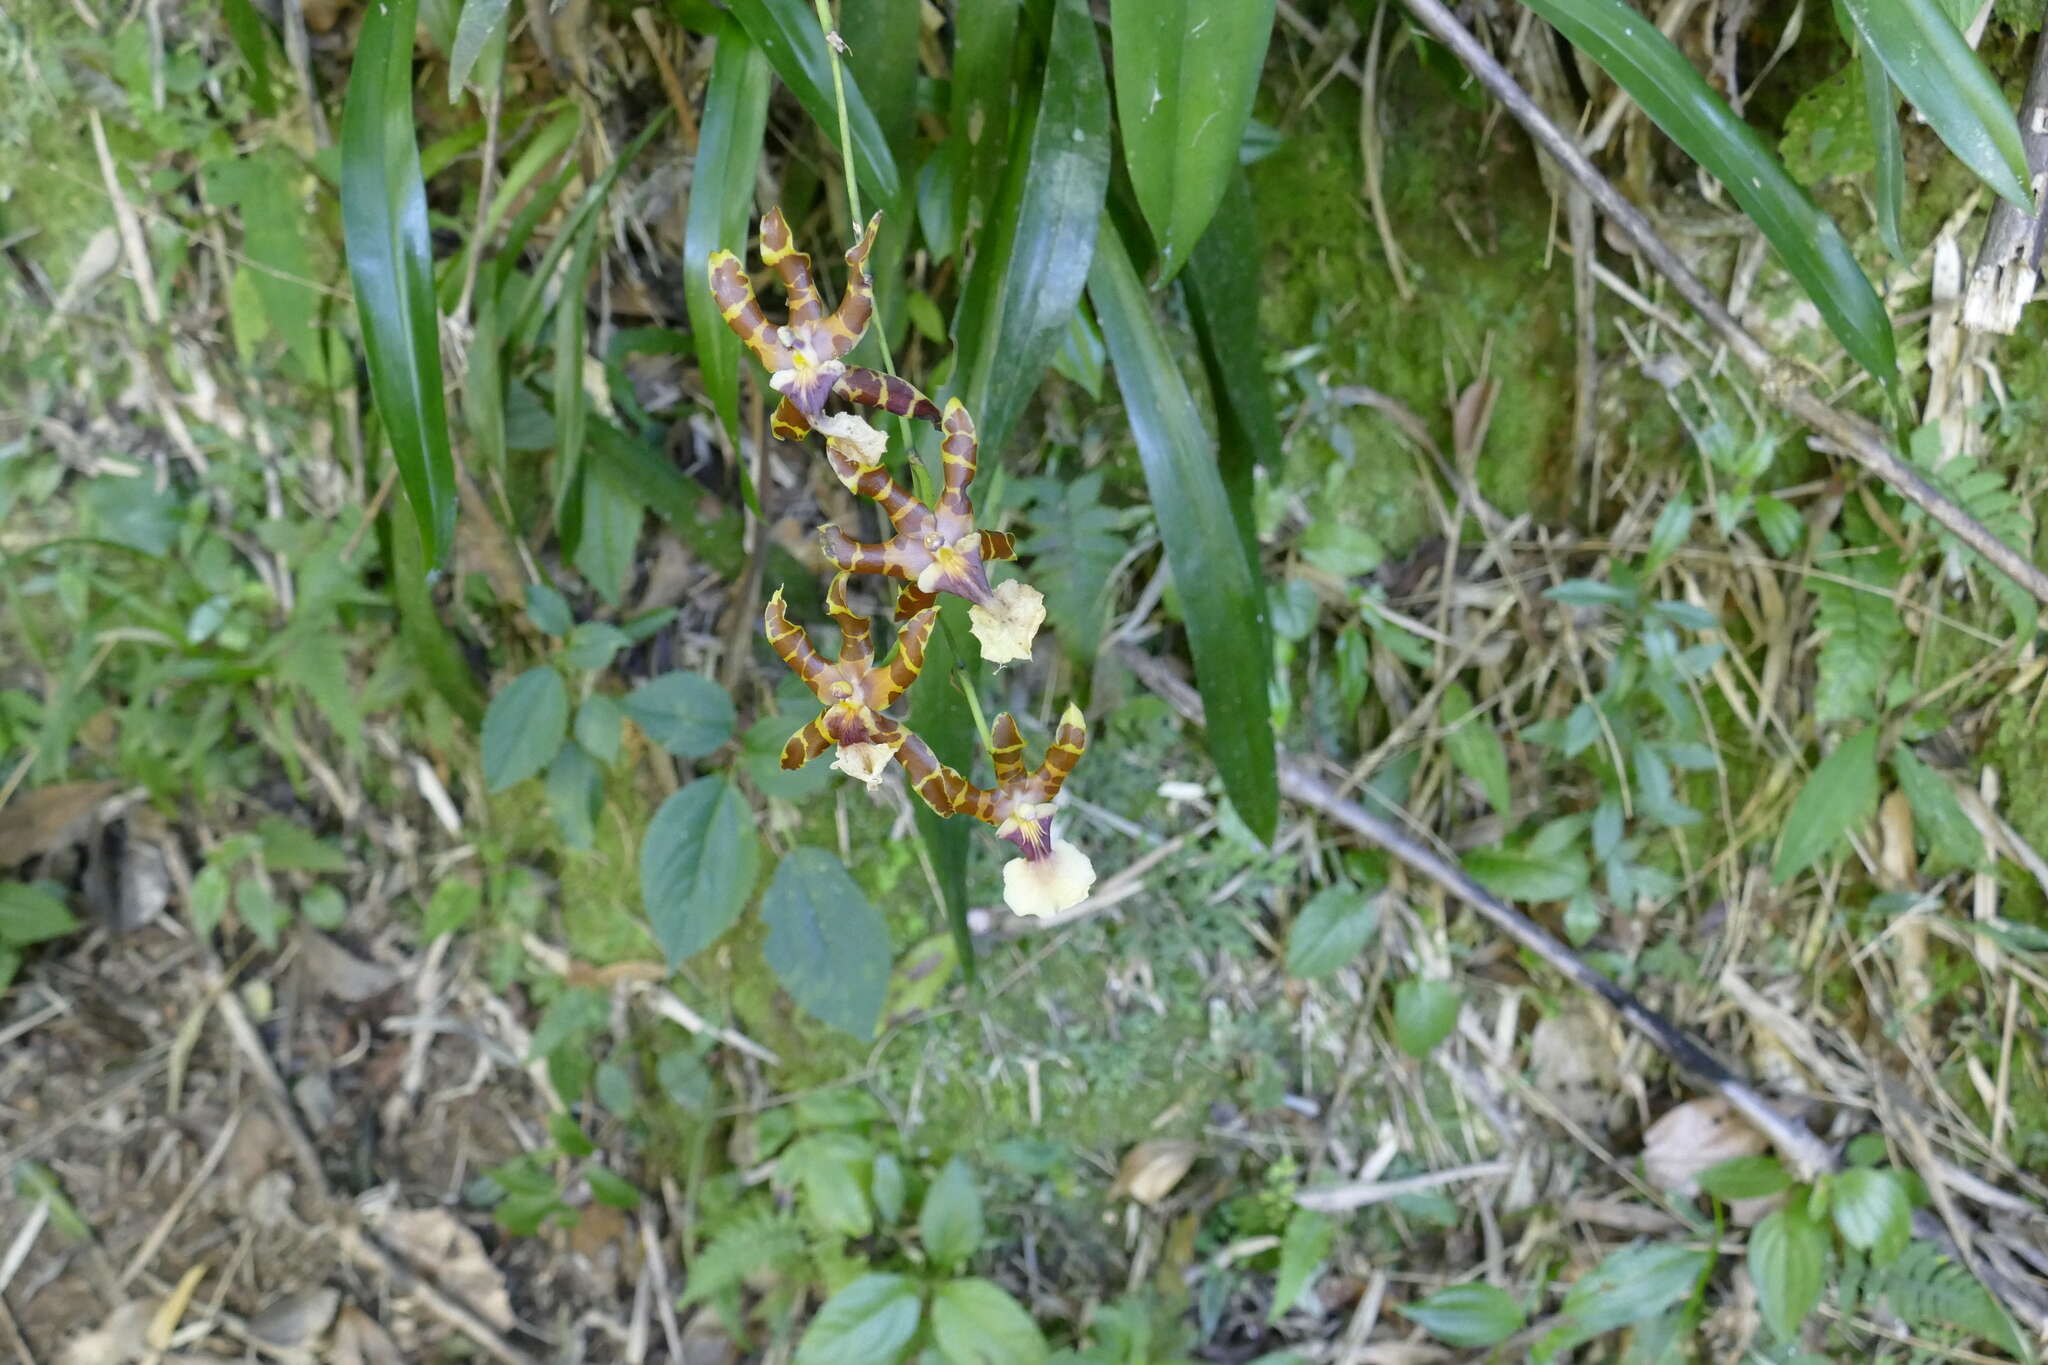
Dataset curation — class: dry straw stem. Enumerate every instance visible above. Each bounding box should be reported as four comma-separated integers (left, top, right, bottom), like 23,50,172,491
1965,22,2048,332
1401,0,2048,609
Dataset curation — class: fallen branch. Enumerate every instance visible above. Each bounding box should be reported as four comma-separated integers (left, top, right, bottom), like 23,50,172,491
1116,642,1837,1176
1120,643,2048,1331
1399,0,2048,609
1965,22,2048,332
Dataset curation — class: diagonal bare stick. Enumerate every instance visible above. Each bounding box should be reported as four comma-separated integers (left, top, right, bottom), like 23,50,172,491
1401,0,2048,609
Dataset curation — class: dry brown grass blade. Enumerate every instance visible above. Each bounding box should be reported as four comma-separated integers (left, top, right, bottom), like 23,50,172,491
1399,0,2048,609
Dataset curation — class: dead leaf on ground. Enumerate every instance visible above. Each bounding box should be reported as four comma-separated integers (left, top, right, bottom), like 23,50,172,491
330,1307,404,1365
1111,1140,1199,1206
1528,1009,1619,1128
368,1207,515,1331
302,932,402,1003
1640,1096,1779,1225
0,781,121,867
60,1299,156,1365
248,1286,340,1348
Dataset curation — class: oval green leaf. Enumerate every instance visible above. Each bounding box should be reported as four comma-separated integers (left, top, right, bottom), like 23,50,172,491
929,1278,1048,1365
1398,1282,1526,1348
1392,977,1462,1058
760,848,890,1040
1285,883,1380,979
1521,0,1898,390
340,0,459,565
725,0,900,206
795,1273,923,1365
919,1156,986,1271
1772,725,1880,883
1111,0,1276,281
624,671,736,758
1840,0,2030,208
684,29,772,448
1830,1167,1910,1259
1090,224,1278,841
482,668,569,792
1748,1203,1828,1339
641,776,760,963
953,0,1112,456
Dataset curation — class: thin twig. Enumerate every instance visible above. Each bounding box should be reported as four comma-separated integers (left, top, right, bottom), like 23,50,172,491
1400,0,2048,609
339,1226,540,1365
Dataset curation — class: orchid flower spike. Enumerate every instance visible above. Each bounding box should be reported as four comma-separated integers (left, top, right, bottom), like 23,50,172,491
763,574,938,787
818,398,1045,664
707,208,940,441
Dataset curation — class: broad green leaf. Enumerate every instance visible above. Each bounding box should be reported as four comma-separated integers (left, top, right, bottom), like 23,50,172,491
1268,1209,1335,1324
1392,977,1461,1057
1184,169,1280,582
948,0,1022,235
256,817,348,873
1830,1167,1910,1261
1749,1203,1828,1339
796,1273,923,1365
1441,683,1511,818
920,1156,986,1270
929,1279,1048,1365
760,848,891,1039
586,1165,641,1209
1463,846,1588,902
641,777,760,962
684,31,772,447
341,0,458,565
840,0,920,166
0,882,77,948
726,0,900,206
235,877,287,950
870,1152,906,1225
482,668,569,792
564,621,629,672
781,1132,873,1237
910,599,976,979
1398,1283,1525,1348
1840,0,2030,208
1535,1243,1712,1360
1111,0,1277,280
203,153,329,386
574,695,623,764
448,0,512,98
1772,726,1880,883
1891,748,1984,869
190,866,230,937
624,672,736,758
550,211,604,520
1698,1155,1792,1201
1857,50,1908,259
1090,225,1278,841
954,0,1112,456
1521,0,1898,389
1285,883,1380,979
545,742,602,850
525,581,573,636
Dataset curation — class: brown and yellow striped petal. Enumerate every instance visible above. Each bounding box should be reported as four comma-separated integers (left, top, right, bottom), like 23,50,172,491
819,212,883,359
763,589,832,695
938,398,978,520
759,207,825,325
779,715,834,770
833,367,942,425
1038,702,1088,795
989,712,1026,786
770,396,813,442
819,525,912,580
825,572,872,666
893,583,937,620
707,251,791,370
978,529,1017,562
822,444,927,533
876,606,938,703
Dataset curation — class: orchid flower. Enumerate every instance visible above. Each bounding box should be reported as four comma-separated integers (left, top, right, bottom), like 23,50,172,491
763,573,937,787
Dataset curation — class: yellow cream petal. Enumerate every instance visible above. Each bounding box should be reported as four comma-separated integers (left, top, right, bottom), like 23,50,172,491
1000,840,1096,918
967,578,1045,667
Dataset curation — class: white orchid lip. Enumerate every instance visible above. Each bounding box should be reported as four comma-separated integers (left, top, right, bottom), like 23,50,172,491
969,579,1045,667
831,740,899,788
1001,839,1096,918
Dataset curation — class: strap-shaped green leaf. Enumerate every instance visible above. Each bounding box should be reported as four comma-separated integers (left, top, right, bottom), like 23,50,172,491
341,0,458,566
948,0,1022,236
1091,224,1279,842
725,0,901,206
953,0,1112,456
1522,0,1898,390
1111,0,1277,282
1840,0,2031,209
684,29,772,450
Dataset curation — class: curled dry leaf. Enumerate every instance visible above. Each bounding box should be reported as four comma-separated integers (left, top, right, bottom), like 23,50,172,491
330,1307,405,1365
1640,1096,1779,1225
1111,1139,1199,1206
367,1207,515,1331
0,780,121,867
248,1286,341,1348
